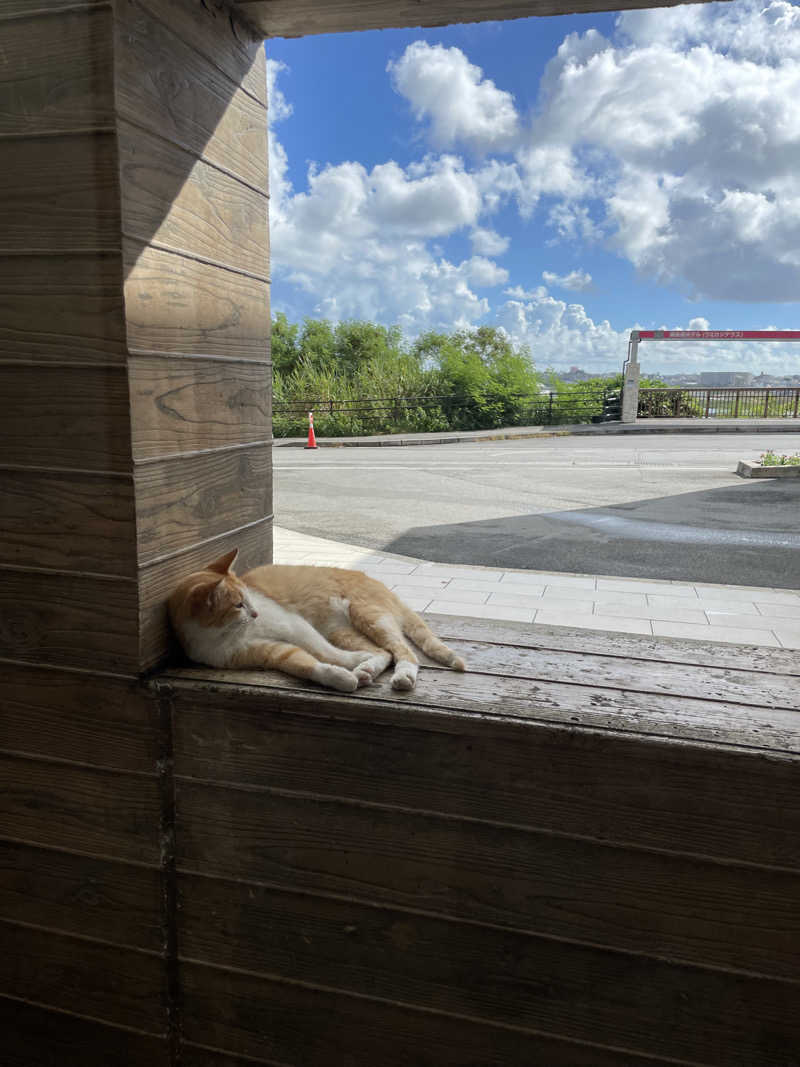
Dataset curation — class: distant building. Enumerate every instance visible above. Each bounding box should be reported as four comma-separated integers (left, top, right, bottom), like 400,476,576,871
699,372,753,387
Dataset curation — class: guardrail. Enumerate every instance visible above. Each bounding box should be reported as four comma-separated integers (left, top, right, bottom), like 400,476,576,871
638,387,800,419
273,388,618,436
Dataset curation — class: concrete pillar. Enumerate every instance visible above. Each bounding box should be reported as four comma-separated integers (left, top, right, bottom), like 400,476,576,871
621,337,640,423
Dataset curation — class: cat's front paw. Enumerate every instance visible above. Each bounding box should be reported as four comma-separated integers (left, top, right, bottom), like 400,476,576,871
317,665,359,692
354,652,392,686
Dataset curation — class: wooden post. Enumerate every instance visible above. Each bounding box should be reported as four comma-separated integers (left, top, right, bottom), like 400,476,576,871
0,0,271,1057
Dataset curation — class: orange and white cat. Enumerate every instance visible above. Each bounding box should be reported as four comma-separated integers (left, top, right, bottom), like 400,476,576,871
168,548,465,693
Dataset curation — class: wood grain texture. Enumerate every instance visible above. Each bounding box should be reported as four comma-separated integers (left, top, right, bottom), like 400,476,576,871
431,613,800,675
124,243,269,359
175,780,800,979
235,0,716,37
119,123,269,278
138,516,272,670
115,0,267,192
0,365,132,471
0,923,166,1033
180,873,800,1066
164,657,800,752
0,569,138,672
129,357,270,461
180,963,696,1067
0,997,169,1067
168,690,800,870
0,253,126,363
0,665,159,772
136,444,271,564
0,840,162,950
134,0,267,106
0,469,135,574
0,6,113,135
0,133,120,251
0,754,160,862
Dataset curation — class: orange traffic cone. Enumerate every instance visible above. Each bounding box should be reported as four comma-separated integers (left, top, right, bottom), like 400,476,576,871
304,410,318,449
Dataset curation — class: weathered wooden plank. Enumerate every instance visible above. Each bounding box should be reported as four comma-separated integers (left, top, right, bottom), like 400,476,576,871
0,840,162,950
430,614,800,675
234,0,712,38
124,244,269,360
0,469,135,574
129,357,270,461
119,123,269,278
0,569,138,672
0,754,160,862
115,0,267,192
0,665,158,772
0,997,169,1067
180,962,713,1067
134,0,267,106
180,873,800,1065
168,689,800,869
163,661,800,753
0,923,167,1034
138,517,273,671
442,637,800,710
0,253,126,363
0,133,120,251
0,364,131,470
0,6,113,135
175,781,800,979
136,444,271,564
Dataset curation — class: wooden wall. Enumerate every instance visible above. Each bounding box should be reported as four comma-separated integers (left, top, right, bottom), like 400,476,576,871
157,620,800,1066
117,0,272,669
0,1,271,1060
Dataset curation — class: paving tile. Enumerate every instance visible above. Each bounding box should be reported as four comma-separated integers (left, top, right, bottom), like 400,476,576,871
364,561,418,574
386,573,449,589
512,573,596,591
426,600,535,623
532,598,595,616
597,602,709,625
755,601,800,619
391,583,448,601
651,620,781,647
647,594,760,615
427,586,491,604
395,593,433,612
543,587,648,607
445,576,506,591
487,590,546,607
705,611,782,631
596,578,698,598
417,565,506,582
533,610,652,635
690,586,800,605
774,627,800,649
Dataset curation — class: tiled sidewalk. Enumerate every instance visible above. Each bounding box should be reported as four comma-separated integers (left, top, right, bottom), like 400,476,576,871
273,526,800,650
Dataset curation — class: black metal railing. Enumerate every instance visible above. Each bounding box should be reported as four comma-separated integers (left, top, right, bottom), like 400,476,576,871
272,387,618,437
638,387,800,419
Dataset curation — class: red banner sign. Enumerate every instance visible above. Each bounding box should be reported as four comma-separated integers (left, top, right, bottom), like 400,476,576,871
631,330,800,341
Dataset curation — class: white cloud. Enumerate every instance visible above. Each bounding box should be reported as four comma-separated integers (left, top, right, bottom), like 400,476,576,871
464,256,510,287
542,268,592,291
388,41,519,154
470,227,510,256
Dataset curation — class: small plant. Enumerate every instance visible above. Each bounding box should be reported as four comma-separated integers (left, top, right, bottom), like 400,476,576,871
760,450,800,466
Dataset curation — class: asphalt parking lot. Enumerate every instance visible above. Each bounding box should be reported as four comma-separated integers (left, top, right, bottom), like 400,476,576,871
273,432,800,588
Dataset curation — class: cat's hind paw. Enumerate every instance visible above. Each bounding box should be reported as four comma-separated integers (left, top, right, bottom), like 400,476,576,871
316,665,359,692
354,652,392,686
390,660,418,691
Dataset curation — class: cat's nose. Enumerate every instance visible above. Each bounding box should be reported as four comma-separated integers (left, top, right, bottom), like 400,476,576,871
250,609,258,619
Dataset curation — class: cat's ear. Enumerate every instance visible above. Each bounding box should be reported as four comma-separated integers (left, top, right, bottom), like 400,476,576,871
206,548,239,575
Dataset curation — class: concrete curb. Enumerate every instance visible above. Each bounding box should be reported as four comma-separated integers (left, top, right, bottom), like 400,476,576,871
274,419,800,449
737,460,800,478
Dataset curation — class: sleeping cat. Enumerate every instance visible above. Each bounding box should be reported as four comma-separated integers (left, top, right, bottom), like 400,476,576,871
168,548,466,693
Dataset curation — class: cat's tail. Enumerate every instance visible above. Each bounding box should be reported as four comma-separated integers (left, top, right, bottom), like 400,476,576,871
399,605,466,671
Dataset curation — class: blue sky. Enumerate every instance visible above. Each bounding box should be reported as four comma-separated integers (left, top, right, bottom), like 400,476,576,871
265,1,800,375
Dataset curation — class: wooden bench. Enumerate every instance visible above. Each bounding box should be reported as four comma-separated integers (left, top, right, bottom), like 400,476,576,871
150,617,800,1067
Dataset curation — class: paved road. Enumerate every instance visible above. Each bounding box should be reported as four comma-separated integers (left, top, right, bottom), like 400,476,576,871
273,433,800,588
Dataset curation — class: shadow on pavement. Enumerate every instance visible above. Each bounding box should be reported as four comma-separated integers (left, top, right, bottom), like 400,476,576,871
385,480,800,588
